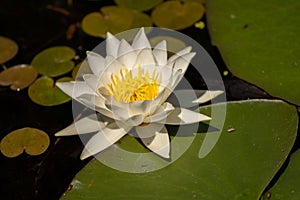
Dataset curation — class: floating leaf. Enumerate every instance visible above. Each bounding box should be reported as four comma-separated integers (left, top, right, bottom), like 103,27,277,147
261,149,300,200
28,76,72,106
81,6,134,38
60,100,297,200
31,46,75,77
0,64,38,90
0,36,18,64
114,0,163,11
206,0,300,105
150,36,186,54
151,0,205,30
131,11,152,29
0,127,50,158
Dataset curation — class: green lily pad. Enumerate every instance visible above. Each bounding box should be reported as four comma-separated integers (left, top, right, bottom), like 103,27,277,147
114,0,163,11
261,149,300,200
151,0,205,30
81,6,134,38
0,36,18,64
150,36,186,54
0,127,50,158
31,46,75,77
0,64,38,90
28,76,72,106
59,100,297,200
206,0,300,105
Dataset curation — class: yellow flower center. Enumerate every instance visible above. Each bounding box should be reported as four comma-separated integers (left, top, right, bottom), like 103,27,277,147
108,67,159,103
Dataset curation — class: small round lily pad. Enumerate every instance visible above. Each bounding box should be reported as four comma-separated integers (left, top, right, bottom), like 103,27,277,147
31,46,75,77
0,64,38,91
151,0,205,30
0,127,50,158
114,0,163,11
81,6,134,38
150,36,186,54
28,76,72,106
0,36,18,64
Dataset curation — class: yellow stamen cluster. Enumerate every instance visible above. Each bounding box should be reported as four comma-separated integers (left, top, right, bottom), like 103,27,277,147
108,67,159,103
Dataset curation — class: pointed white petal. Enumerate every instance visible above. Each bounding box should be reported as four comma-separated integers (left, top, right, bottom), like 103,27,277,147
110,102,144,126
193,90,224,104
56,81,95,99
117,39,137,68
55,114,106,136
86,51,105,76
132,28,151,51
153,40,167,66
165,107,211,125
83,74,99,92
135,48,155,67
80,122,131,160
128,100,152,116
106,32,120,58
144,102,174,123
135,123,164,138
168,46,192,63
173,52,196,74
139,126,170,159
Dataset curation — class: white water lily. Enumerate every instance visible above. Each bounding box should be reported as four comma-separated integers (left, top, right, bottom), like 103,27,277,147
55,28,222,160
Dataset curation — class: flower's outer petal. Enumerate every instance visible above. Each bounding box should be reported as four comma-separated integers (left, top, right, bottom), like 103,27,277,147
138,125,170,159
80,122,131,160
193,90,224,104
173,52,196,75
168,46,192,63
164,107,211,125
144,102,174,123
86,51,105,76
135,48,156,67
56,81,95,99
153,40,167,66
128,100,153,116
132,28,151,51
83,74,99,92
110,102,144,126
117,39,137,68
106,32,120,58
135,123,164,138
55,114,107,136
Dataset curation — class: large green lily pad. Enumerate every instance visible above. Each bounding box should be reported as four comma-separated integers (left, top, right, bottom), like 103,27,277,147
206,0,300,105
28,76,72,106
151,0,205,30
0,64,38,90
0,127,50,158
31,46,75,77
114,0,163,11
261,149,300,200
60,100,297,200
0,36,18,64
81,6,134,38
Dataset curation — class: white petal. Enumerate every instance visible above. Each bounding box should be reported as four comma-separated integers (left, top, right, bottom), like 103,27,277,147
132,28,151,51
193,90,224,104
83,74,99,92
173,52,196,74
168,46,192,63
135,48,156,67
138,126,170,159
110,102,144,126
106,32,120,58
135,123,164,138
144,102,174,123
153,40,167,66
128,100,153,116
56,81,95,99
117,39,137,68
80,122,131,160
165,107,211,125
86,51,105,76
55,114,106,136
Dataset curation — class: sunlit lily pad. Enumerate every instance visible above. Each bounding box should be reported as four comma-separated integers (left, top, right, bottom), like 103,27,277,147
114,0,163,11
0,64,38,91
0,36,18,64
81,6,134,38
207,0,300,105
60,100,297,200
261,149,300,200
151,0,205,30
31,46,75,77
0,127,50,158
150,36,186,54
28,76,72,106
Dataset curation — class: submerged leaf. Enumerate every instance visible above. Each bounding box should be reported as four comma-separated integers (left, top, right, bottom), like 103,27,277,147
28,76,72,106
114,0,163,11
0,36,18,64
0,127,50,158
31,46,75,77
0,64,38,90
